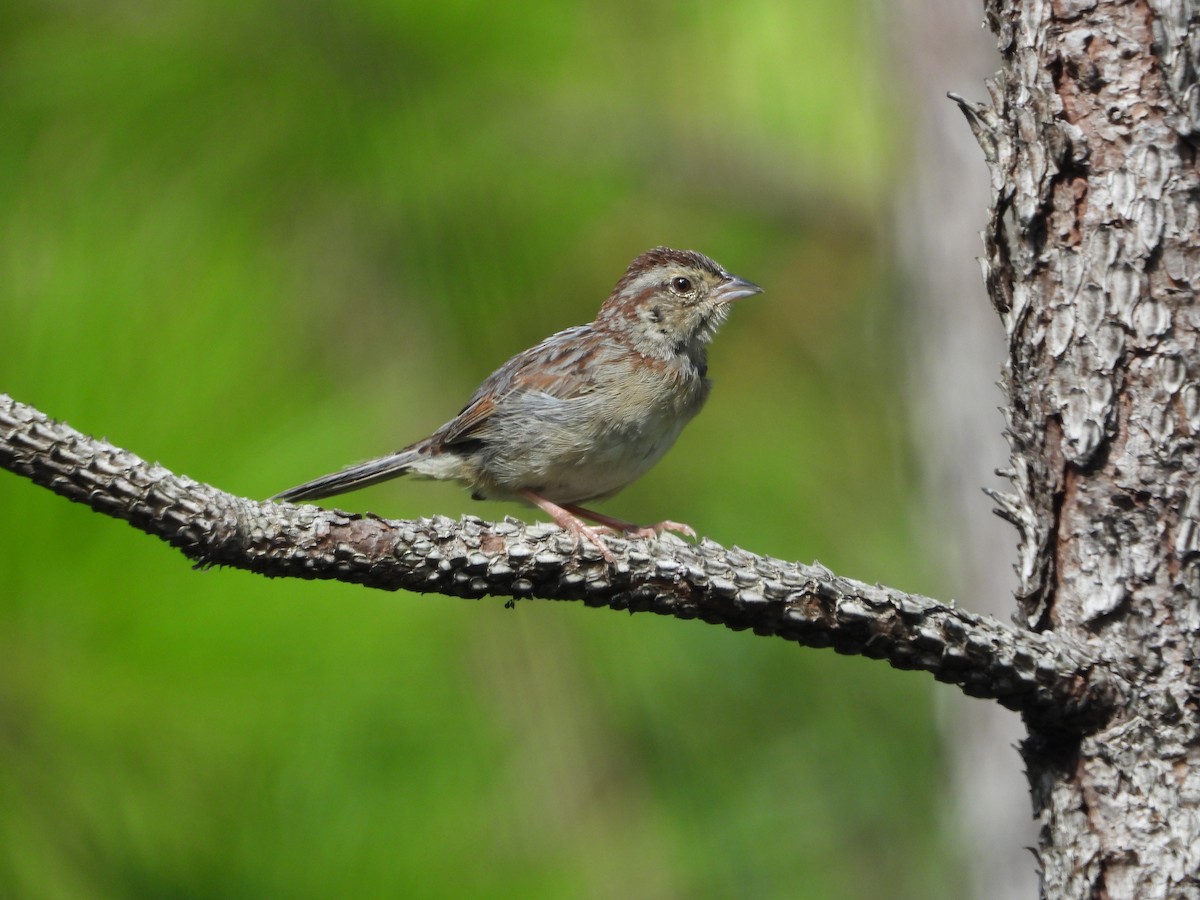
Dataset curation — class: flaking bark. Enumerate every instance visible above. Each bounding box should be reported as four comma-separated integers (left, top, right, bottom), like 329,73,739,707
957,0,1200,895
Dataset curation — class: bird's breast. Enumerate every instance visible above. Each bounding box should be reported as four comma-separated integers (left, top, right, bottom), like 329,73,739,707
470,354,709,504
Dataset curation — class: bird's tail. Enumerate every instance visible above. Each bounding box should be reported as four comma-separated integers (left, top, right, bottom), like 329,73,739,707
272,448,422,503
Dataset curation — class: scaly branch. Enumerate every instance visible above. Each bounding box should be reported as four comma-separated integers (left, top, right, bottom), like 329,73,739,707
0,392,1124,728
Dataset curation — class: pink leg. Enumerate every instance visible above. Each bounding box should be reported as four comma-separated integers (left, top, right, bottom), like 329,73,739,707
562,504,697,541
519,490,616,562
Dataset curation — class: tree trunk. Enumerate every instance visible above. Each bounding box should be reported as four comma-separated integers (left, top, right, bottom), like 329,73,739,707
959,0,1200,894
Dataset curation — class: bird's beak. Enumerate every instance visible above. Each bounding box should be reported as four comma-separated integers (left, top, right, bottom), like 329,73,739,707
714,275,763,303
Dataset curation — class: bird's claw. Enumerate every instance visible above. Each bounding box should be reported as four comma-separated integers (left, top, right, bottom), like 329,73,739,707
561,520,616,562
616,520,697,540
649,520,697,540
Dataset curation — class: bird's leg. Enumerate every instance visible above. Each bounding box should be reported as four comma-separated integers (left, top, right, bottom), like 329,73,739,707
562,504,697,541
518,490,616,562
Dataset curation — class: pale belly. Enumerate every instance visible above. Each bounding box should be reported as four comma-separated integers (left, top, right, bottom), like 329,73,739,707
511,415,691,504
467,369,709,505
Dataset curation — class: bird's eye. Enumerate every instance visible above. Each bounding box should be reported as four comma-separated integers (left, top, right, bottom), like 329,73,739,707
671,276,693,293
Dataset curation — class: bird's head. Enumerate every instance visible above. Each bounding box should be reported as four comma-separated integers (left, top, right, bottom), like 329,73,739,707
597,247,762,360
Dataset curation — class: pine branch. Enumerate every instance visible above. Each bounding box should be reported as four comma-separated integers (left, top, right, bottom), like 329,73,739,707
0,392,1123,729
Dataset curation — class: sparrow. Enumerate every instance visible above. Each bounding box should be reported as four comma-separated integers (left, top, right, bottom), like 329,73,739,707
274,246,762,561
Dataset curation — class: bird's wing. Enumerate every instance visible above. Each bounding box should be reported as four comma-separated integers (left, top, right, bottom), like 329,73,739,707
436,325,604,447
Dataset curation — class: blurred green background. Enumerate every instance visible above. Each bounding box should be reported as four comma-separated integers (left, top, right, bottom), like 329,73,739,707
0,2,961,897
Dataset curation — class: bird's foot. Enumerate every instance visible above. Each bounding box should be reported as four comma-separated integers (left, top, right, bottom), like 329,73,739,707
562,505,697,542
557,517,617,563
520,490,616,562
641,520,698,540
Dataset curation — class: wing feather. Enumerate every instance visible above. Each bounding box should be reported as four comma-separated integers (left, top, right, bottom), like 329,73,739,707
435,325,606,447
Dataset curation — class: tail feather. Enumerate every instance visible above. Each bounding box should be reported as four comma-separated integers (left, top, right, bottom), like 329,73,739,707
272,449,420,503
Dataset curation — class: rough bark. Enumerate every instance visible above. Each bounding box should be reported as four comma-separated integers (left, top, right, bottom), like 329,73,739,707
954,0,1200,894
0,391,1120,729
